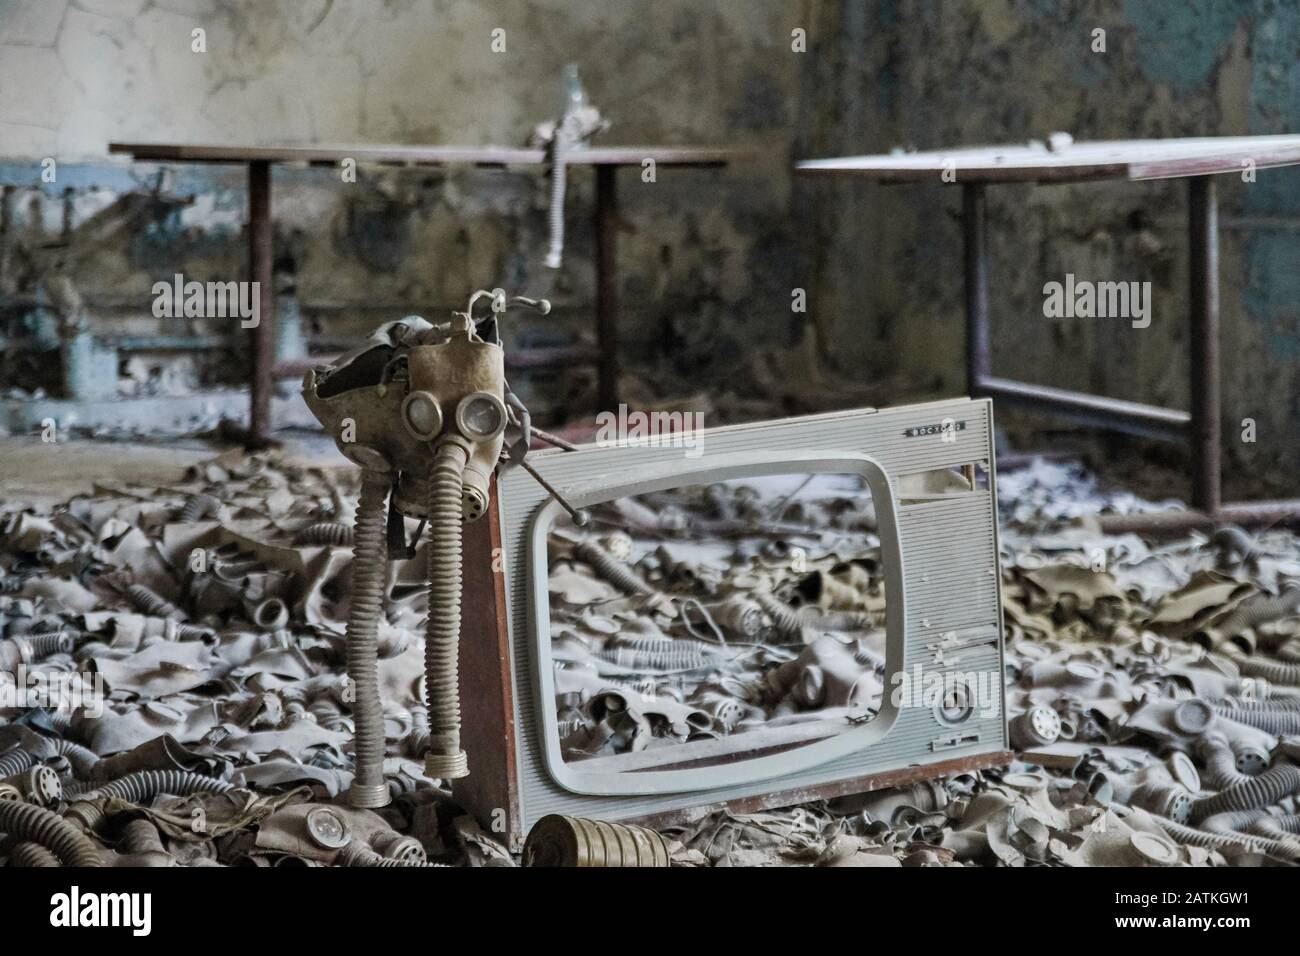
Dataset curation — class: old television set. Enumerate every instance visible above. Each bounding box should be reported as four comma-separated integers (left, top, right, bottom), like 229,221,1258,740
452,398,1010,850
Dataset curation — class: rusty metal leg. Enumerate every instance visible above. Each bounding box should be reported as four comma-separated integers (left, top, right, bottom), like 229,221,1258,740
1098,175,1300,535
963,182,990,394
594,165,619,411
1188,175,1221,514
248,160,274,440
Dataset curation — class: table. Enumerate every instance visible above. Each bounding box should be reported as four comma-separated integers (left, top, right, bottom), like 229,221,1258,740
797,135,1300,532
108,142,737,439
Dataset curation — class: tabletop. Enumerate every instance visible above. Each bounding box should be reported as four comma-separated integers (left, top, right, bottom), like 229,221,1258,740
796,134,1300,184
108,142,738,168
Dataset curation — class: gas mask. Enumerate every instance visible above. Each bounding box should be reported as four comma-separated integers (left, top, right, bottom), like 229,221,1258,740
302,289,549,807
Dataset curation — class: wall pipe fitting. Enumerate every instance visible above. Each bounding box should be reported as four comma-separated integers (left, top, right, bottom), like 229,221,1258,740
423,439,471,780
344,469,393,808
1190,763,1300,823
0,799,102,866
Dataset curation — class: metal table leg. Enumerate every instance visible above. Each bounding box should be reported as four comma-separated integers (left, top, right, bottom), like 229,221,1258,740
248,160,274,440
594,165,620,411
1188,175,1221,513
1098,174,1300,533
963,182,991,393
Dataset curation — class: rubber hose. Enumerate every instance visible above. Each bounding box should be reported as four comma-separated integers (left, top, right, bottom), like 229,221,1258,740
343,469,391,808
54,739,99,779
1154,814,1299,860
294,521,354,546
753,591,807,642
11,841,61,867
120,819,167,855
424,441,470,780
1197,737,1250,790
336,841,441,867
574,540,654,596
1227,651,1300,687
1216,708,1300,735
1190,763,1300,822
127,584,183,619
1251,814,1300,835
1214,588,1300,641
0,799,101,866
178,493,221,522
1210,696,1300,712
25,632,72,659
88,770,233,804
798,607,887,630
545,130,568,269
1200,808,1274,834
0,749,36,778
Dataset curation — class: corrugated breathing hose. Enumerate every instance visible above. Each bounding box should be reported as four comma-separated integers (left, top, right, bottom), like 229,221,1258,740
295,521,355,546
574,539,654,596
344,469,391,808
0,749,36,778
1212,588,1300,643
1197,735,1250,790
1215,708,1300,735
84,770,233,803
544,130,568,269
1190,763,1300,822
127,583,184,619
1225,649,1300,686
54,739,99,779
178,493,221,522
753,591,808,642
423,440,470,780
0,799,101,866
10,841,61,867
1155,813,1300,861
336,841,442,867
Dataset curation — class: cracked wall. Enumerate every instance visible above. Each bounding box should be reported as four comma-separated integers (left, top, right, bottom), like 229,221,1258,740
798,0,1300,497
0,0,814,419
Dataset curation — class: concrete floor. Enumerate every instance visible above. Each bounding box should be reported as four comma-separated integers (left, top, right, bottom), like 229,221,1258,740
0,430,349,506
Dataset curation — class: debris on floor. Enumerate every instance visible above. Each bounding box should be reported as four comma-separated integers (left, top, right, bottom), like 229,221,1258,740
2,451,1299,866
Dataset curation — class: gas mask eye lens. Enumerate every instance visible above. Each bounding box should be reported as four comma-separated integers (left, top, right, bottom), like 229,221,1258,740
455,391,507,441
401,390,444,440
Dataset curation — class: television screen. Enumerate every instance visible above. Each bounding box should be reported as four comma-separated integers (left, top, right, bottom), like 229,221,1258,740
495,400,1006,825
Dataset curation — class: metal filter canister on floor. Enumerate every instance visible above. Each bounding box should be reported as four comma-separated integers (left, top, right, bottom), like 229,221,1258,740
523,815,670,867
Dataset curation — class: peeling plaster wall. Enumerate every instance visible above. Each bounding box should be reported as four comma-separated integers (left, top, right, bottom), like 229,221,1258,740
0,0,813,414
799,0,1300,493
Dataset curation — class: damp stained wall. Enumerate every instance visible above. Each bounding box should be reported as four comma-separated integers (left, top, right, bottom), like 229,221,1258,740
0,0,812,411
797,0,1300,491
1,0,1297,491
